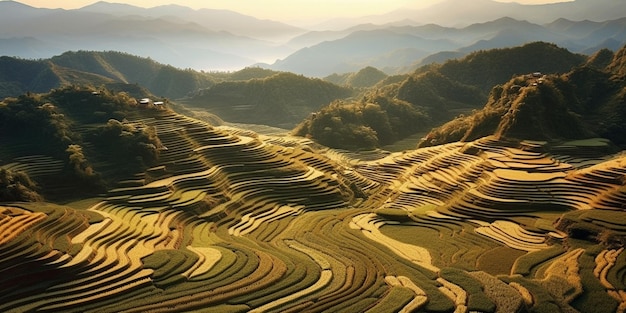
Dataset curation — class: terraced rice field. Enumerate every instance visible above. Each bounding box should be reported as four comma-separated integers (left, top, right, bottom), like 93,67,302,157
2,111,626,312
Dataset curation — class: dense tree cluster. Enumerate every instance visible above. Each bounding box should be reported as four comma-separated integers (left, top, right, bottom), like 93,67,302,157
186,72,353,127
293,94,429,149
66,144,100,183
0,93,77,152
91,119,163,166
437,42,587,92
226,67,281,81
0,168,42,202
324,66,389,88
420,44,626,147
0,85,167,199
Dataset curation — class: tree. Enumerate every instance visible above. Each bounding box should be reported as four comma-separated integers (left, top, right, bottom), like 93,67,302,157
0,168,42,202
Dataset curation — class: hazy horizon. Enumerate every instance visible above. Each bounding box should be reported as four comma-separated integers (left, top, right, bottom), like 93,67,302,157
4,0,574,24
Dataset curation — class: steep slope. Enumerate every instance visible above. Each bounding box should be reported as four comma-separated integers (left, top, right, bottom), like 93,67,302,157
437,42,586,92
50,51,217,99
420,43,626,148
0,57,61,98
295,42,586,150
608,43,626,77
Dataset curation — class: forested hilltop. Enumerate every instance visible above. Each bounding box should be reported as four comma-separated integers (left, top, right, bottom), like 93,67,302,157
0,84,168,201
294,42,589,149
180,72,354,128
420,44,626,148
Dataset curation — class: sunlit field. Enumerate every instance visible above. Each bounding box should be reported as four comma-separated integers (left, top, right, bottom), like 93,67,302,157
2,104,626,312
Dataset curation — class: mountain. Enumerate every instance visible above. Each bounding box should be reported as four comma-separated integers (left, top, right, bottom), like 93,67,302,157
0,56,62,97
314,0,626,29
293,42,588,150
266,29,457,77
0,1,299,70
78,1,304,41
420,44,626,147
2,1,625,74
267,17,626,77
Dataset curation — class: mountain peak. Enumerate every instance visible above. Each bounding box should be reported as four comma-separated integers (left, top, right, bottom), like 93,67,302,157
78,1,146,15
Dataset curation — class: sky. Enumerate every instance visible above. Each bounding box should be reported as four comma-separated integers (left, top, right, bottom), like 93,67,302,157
7,0,573,22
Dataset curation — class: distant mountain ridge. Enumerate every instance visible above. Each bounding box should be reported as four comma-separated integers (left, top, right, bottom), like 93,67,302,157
77,1,304,40
266,16,626,76
1,1,624,74
315,0,626,29
0,1,300,70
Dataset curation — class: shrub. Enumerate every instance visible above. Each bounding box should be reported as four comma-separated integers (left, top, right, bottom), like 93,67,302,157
0,168,42,201
92,119,162,166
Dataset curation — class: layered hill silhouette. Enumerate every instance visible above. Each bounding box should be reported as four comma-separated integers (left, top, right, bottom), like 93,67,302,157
2,1,625,76
0,1,300,69
266,16,626,76
3,42,623,151
315,0,626,29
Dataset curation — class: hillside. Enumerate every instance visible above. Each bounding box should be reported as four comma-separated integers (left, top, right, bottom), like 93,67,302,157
0,51,218,99
295,42,586,150
180,72,354,128
3,83,626,312
323,66,389,88
420,44,626,148
0,84,170,200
